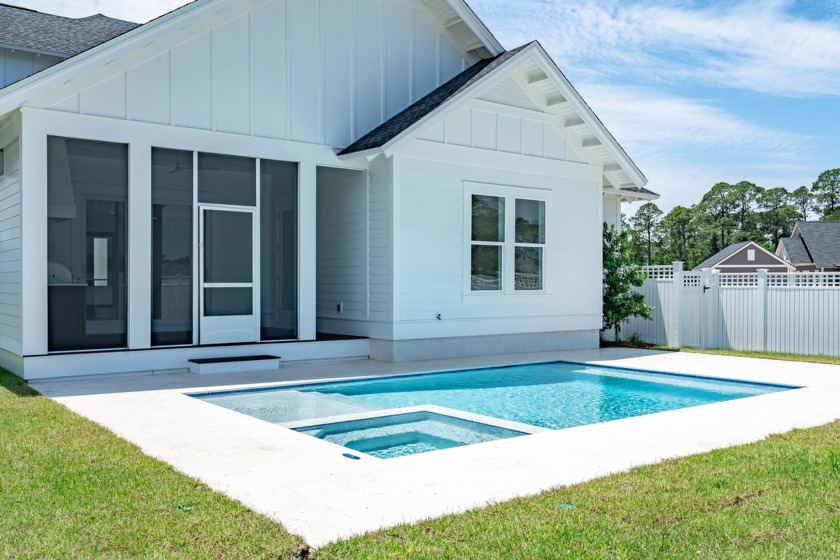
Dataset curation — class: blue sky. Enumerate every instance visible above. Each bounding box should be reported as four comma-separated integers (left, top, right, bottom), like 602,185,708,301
8,0,839,212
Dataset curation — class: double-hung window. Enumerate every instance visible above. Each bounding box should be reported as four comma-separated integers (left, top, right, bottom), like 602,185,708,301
469,187,547,293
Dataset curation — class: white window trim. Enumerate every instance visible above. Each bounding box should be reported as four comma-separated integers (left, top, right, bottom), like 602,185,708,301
463,182,551,299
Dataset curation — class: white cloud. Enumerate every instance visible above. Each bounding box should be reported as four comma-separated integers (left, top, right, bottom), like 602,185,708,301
476,0,840,97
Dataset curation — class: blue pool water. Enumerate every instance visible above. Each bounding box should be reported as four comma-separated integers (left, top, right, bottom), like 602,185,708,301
194,361,794,457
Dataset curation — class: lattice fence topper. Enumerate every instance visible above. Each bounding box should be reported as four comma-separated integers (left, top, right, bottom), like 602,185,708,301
623,263,840,357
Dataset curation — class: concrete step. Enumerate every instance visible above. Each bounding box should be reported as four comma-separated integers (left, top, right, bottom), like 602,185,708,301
188,354,281,375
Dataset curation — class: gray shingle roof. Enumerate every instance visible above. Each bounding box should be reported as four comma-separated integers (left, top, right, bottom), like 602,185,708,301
693,241,751,271
795,221,840,268
778,236,810,264
338,43,532,156
0,3,138,57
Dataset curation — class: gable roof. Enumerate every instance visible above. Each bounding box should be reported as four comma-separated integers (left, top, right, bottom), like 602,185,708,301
339,44,529,156
694,241,752,271
338,41,648,190
0,3,137,57
777,236,811,264
793,221,840,268
0,0,503,115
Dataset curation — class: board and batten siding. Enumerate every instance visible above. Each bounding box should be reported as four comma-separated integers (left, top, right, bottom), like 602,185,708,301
0,113,22,353
316,167,368,320
394,139,603,338
28,0,476,149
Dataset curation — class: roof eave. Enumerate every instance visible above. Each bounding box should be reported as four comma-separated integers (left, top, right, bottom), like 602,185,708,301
448,0,504,57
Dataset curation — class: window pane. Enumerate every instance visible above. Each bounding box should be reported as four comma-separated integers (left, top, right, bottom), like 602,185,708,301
198,152,256,206
515,199,545,243
471,245,502,291
151,148,193,346
47,137,127,351
204,288,253,316
204,211,252,283
471,195,504,242
260,160,298,340
515,247,543,291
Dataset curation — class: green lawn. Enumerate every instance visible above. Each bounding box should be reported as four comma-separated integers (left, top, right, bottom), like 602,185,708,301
2,363,838,559
0,371,305,559
656,347,840,366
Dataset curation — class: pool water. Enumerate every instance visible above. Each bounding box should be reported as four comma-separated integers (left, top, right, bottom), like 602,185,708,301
294,411,526,459
194,361,794,458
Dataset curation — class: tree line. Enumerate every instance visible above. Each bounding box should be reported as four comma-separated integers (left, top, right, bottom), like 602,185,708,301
626,168,840,268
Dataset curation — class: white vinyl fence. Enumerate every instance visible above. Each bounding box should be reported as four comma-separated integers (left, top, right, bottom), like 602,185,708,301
623,262,840,357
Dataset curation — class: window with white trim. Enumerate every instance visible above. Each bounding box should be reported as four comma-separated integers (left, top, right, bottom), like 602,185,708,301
470,190,546,293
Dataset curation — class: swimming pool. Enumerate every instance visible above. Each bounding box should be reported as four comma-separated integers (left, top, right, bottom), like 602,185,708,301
193,361,795,458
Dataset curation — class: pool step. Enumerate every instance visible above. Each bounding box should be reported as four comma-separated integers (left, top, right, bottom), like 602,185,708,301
188,354,281,375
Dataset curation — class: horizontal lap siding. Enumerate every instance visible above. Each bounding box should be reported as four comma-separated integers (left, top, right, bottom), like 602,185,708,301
0,119,21,353
316,169,367,319
32,0,475,149
368,157,392,321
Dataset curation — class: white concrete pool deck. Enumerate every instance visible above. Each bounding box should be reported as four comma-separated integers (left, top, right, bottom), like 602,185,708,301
31,348,840,547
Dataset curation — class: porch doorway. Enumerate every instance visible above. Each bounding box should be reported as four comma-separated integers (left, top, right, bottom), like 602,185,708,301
199,205,258,344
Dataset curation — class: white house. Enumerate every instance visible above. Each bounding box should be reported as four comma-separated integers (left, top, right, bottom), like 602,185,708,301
0,0,655,380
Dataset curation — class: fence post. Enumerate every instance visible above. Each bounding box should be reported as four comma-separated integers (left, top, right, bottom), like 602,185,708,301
670,262,683,348
755,269,768,352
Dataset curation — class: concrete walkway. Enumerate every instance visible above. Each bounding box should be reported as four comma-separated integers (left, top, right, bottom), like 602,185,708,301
32,349,840,547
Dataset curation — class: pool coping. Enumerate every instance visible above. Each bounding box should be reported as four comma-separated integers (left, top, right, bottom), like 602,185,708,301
30,348,840,547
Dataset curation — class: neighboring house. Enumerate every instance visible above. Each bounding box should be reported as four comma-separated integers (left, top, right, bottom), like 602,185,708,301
693,241,794,273
0,0,654,380
776,221,840,272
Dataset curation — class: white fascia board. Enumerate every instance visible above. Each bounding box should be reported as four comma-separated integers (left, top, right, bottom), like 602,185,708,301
529,46,648,188
448,0,504,56
0,0,230,115
615,189,659,202
376,43,538,158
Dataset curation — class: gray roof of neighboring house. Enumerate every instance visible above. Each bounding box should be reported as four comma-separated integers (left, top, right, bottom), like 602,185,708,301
0,2,138,57
778,236,811,264
693,241,752,271
795,221,840,268
339,43,532,156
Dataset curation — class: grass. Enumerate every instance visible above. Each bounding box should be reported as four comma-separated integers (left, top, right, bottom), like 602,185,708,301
2,358,838,559
318,421,840,559
654,346,840,366
0,370,305,559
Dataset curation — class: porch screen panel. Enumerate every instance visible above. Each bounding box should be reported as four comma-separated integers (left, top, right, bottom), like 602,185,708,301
260,160,298,340
151,148,193,346
47,137,128,351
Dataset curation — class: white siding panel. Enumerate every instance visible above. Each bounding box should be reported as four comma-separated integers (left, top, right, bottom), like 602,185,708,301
384,3,412,120
354,0,383,138
444,107,471,146
440,37,463,83
497,114,521,153
171,33,212,129
127,53,170,124
81,73,126,119
213,15,251,134
288,0,321,142
419,120,445,143
543,123,566,160
252,0,286,139
367,156,392,321
471,109,496,150
521,119,544,157
323,0,354,148
48,94,79,113
2,49,33,86
413,13,438,101
0,124,21,353
317,168,367,319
